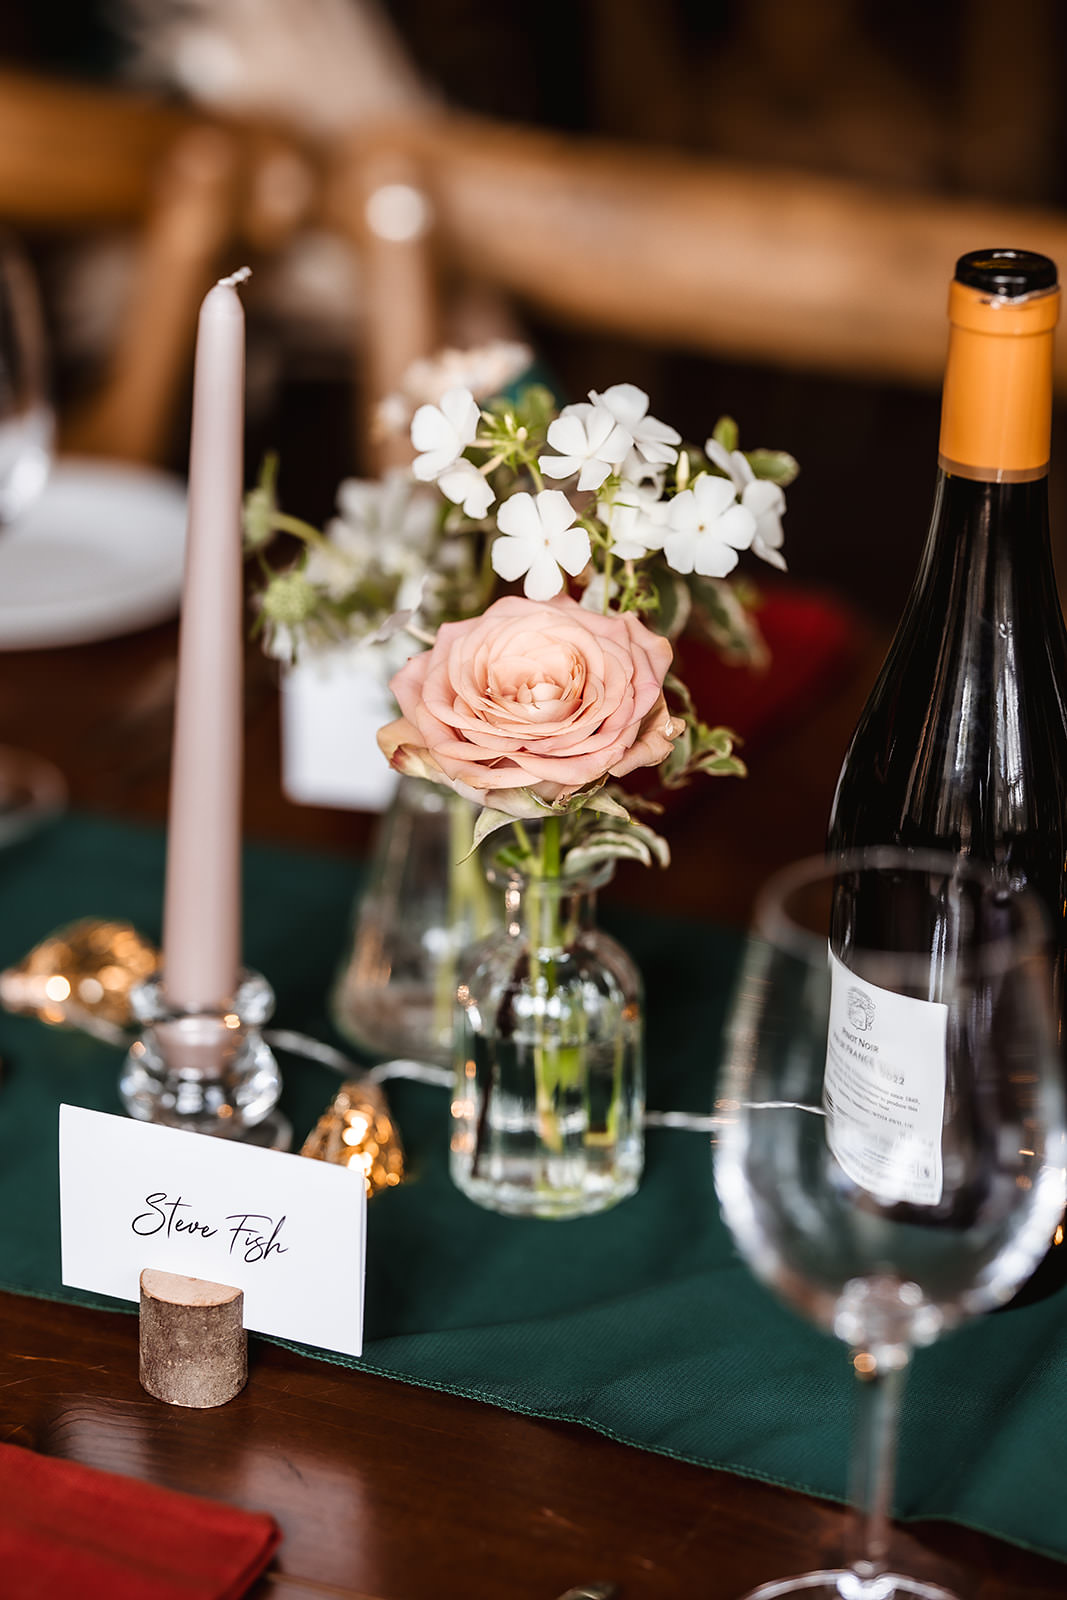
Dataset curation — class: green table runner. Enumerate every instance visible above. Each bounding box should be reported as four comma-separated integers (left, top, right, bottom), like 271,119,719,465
1,815,1065,1565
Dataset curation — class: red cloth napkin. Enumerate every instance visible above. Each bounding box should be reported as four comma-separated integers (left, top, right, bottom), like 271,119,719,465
0,1442,281,1599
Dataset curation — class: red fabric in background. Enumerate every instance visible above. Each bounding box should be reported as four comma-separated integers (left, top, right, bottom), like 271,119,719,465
0,1441,281,1600
649,587,861,819
678,587,861,749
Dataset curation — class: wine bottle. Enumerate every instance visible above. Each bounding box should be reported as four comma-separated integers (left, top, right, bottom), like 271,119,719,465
827,248,1067,1298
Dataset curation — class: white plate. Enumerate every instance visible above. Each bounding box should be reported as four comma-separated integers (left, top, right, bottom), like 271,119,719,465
0,457,187,650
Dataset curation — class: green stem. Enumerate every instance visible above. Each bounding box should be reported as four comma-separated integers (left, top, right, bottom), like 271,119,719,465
511,817,534,864
531,816,566,1151
540,813,561,880
434,796,496,1051
602,551,615,613
270,511,333,550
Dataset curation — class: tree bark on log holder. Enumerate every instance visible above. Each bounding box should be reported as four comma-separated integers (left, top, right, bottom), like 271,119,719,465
139,1267,247,1408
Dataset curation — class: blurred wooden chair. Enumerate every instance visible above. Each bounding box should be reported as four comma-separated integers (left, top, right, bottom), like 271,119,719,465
0,69,319,466
327,110,1067,467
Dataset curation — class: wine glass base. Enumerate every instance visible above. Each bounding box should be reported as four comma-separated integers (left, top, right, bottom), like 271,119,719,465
738,1572,958,1600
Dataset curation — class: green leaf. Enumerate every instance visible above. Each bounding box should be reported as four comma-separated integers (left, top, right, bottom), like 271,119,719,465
662,722,693,786
688,575,770,666
565,833,655,874
664,671,695,718
464,806,517,859
564,816,671,876
745,448,799,487
647,567,692,640
700,724,742,756
694,753,748,777
583,791,633,823
711,416,739,453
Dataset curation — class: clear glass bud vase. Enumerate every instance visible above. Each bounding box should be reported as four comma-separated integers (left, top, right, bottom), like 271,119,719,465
331,775,499,1064
451,860,644,1218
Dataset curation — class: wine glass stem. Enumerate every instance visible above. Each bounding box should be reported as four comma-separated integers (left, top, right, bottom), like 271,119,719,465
847,1346,911,1586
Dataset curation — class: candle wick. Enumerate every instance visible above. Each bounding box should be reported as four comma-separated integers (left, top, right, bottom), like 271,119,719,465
217,266,252,289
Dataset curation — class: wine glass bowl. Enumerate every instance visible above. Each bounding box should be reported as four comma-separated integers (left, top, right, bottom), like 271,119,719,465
714,848,1067,1600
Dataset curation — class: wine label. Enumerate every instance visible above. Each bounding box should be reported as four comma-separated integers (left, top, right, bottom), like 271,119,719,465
824,949,947,1206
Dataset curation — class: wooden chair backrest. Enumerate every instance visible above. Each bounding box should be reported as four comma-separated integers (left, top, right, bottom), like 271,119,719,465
330,112,1067,427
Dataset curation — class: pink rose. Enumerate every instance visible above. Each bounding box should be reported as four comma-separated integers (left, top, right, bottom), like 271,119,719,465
378,595,679,816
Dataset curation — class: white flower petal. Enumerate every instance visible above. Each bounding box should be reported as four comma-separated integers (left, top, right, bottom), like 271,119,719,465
536,488,579,539
731,449,755,487
693,537,739,578
539,452,581,480
752,535,788,571
491,534,533,583
523,548,565,600
704,438,736,479
692,474,740,519
439,386,479,442
580,573,619,611
547,412,594,456
601,421,635,464
576,457,613,491
411,449,447,482
742,478,785,520
611,535,650,560
410,402,453,454
717,503,758,550
593,383,650,427
662,531,697,574
496,490,541,542
666,487,699,533
551,523,592,576
438,459,494,518
634,416,682,457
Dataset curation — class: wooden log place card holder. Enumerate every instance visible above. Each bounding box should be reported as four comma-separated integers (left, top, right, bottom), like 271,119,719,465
139,1268,247,1409
58,1104,368,1400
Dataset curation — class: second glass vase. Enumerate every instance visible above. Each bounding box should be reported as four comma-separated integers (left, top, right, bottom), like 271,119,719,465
451,859,644,1218
331,775,498,1064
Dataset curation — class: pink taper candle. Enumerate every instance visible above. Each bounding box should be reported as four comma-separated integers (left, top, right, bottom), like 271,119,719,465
162,269,250,1011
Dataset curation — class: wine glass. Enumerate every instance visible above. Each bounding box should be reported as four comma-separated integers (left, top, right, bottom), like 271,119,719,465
0,232,63,845
714,847,1067,1600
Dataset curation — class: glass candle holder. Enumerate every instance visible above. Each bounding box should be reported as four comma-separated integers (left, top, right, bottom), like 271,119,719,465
118,969,290,1148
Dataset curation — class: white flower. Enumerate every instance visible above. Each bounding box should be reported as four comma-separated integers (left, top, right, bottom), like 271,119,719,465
306,472,437,599
591,383,680,467
402,341,533,405
305,520,375,599
618,449,667,493
437,456,494,519
374,392,410,438
599,481,668,559
263,621,296,663
580,573,620,612
410,386,480,481
538,400,631,491
705,439,787,571
662,473,756,577
491,489,591,601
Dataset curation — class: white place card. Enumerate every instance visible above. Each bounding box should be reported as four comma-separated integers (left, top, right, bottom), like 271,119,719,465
59,1105,366,1357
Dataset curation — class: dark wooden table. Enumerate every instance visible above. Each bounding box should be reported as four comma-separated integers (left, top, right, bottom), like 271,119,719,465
2,617,1064,1598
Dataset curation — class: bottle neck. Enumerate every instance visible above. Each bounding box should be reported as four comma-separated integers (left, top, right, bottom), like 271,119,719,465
938,281,1057,483
917,470,1056,621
